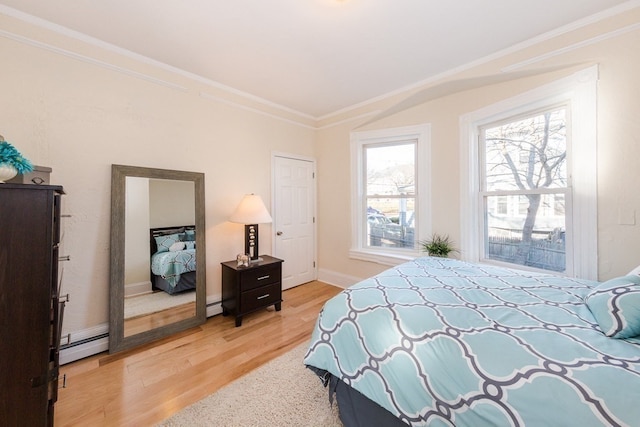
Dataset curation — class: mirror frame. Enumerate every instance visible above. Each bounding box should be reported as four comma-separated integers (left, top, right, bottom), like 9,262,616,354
109,164,206,353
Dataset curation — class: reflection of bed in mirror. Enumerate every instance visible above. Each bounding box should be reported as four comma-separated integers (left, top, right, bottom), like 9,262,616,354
150,225,197,295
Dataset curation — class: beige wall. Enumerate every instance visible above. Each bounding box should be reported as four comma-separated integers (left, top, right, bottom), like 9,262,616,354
124,176,150,286
2,7,640,344
0,13,316,336
148,179,195,228
316,8,640,284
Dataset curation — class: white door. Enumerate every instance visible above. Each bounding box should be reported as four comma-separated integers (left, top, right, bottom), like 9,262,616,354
273,155,316,290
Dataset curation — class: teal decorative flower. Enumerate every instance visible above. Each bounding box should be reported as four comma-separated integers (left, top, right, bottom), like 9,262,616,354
0,140,34,174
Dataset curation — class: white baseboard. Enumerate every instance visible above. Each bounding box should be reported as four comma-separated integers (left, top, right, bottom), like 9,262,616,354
59,324,109,365
124,280,152,297
206,294,223,317
317,268,362,289
61,285,353,365
60,294,224,365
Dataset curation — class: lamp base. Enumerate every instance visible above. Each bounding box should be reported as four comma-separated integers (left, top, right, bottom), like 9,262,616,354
244,224,260,261
249,256,264,264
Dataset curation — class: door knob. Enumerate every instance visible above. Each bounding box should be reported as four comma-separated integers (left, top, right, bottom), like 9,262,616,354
276,231,283,236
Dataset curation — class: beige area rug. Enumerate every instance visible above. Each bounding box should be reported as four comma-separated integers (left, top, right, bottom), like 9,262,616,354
158,343,342,427
124,290,195,319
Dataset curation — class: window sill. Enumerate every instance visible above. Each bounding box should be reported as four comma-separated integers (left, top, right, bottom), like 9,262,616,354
349,249,417,267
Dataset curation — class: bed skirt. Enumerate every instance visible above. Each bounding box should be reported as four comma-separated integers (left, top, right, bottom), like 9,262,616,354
307,367,406,427
152,270,196,295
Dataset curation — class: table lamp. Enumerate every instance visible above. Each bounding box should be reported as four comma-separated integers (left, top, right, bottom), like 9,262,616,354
229,194,273,262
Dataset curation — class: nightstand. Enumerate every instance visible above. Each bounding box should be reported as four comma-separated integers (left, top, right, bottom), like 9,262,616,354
221,255,284,327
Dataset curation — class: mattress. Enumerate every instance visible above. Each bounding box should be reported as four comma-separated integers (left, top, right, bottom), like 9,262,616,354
304,257,640,426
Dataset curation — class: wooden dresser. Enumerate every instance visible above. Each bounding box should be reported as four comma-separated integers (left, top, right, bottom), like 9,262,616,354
0,183,65,426
221,255,283,327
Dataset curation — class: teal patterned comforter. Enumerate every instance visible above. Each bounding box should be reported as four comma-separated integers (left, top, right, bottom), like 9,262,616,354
304,257,640,426
151,248,196,288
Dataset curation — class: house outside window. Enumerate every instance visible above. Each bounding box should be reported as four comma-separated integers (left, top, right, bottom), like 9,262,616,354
460,66,598,280
480,107,569,272
351,125,431,265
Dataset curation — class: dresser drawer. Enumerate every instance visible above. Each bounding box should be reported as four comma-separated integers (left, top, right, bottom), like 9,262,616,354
241,283,281,312
240,264,281,291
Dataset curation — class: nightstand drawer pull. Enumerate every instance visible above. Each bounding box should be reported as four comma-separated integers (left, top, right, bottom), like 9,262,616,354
257,293,270,300
257,275,270,281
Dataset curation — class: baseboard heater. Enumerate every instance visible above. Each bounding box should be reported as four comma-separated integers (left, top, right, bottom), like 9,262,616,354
59,302,222,365
60,333,109,350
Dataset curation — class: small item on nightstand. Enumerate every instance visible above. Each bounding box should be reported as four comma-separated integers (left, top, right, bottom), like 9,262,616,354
236,253,250,267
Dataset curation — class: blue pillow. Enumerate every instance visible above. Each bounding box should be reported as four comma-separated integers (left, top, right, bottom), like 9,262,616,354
585,275,640,339
154,233,182,253
185,241,195,250
184,229,196,241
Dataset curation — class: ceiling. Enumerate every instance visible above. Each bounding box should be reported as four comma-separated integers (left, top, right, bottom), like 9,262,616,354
0,0,633,119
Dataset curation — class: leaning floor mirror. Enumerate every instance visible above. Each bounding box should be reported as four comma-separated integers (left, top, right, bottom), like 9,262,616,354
109,164,206,353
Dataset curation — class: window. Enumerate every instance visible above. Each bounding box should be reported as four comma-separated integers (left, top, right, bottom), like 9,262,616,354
366,142,416,249
460,66,597,279
351,125,431,265
480,106,569,273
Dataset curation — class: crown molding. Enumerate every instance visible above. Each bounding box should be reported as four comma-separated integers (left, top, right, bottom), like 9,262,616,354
502,22,640,72
0,5,315,123
199,92,317,130
317,0,640,122
1,1,638,127
0,28,189,92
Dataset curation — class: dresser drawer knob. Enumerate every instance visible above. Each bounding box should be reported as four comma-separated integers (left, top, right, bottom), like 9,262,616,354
257,293,270,300
257,275,270,281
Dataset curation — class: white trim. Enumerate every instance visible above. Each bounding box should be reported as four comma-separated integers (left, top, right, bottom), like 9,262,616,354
206,294,223,318
59,294,222,365
317,110,383,130
459,65,598,279
60,337,109,365
59,324,109,365
0,29,189,92
0,5,315,122
502,22,640,72
317,268,363,289
199,92,316,130
0,27,319,131
1,2,634,123
348,250,416,267
317,1,640,122
350,124,431,263
271,151,316,164
124,280,152,298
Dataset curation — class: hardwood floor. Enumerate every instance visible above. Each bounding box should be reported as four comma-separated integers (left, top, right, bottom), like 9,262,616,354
124,301,196,337
55,281,342,427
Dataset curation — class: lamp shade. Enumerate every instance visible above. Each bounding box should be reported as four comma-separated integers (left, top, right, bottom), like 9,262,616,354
229,194,273,224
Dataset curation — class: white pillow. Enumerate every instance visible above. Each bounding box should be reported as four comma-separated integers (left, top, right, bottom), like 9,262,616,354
169,241,186,252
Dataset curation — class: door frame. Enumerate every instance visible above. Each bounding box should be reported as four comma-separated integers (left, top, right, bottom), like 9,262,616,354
271,151,318,285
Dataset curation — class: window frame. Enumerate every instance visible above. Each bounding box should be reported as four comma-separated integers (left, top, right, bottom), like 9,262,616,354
350,124,431,265
479,104,572,273
460,66,598,279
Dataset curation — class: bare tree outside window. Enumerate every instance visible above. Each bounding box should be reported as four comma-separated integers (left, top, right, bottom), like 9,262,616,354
482,108,568,271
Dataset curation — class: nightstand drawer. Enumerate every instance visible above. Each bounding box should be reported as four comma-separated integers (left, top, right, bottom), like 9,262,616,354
241,264,281,291
241,283,281,312
221,255,284,327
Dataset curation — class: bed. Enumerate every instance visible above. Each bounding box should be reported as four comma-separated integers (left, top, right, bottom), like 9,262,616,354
304,257,640,426
150,225,197,295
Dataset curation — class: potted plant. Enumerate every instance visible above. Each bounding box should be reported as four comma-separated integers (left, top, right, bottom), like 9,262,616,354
421,233,458,258
0,135,33,182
